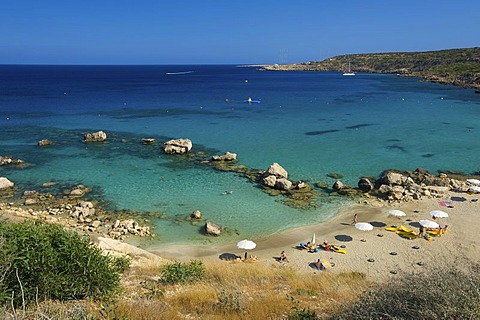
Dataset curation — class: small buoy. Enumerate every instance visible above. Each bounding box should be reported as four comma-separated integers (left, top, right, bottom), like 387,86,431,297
244,79,248,83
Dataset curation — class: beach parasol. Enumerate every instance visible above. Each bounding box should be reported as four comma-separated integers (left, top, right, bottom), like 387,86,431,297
388,209,406,217
466,178,480,185
237,239,256,260
419,219,439,229
311,233,316,245
429,210,448,219
355,222,374,232
469,186,480,193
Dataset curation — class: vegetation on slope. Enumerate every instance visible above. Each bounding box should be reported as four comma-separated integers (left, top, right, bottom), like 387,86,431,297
262,47,480,89
0,220,127,307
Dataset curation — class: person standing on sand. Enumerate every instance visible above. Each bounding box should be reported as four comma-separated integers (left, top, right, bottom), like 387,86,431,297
352,213,358,225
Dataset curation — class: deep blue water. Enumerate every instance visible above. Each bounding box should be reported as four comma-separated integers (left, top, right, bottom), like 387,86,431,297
1,65,479,246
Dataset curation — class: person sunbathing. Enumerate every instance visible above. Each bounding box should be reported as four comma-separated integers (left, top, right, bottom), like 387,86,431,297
321,240,331,251
279,251,289,263
315,258,324,270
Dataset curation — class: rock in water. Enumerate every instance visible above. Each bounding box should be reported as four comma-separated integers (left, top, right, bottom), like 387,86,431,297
83,131,107,142
162,138,192,154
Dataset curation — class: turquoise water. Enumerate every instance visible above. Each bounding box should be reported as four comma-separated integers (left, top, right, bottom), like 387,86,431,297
1,65,479,245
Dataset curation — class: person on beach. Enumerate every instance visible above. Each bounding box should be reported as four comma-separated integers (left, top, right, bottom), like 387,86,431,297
315,259,323,270
279,251,289,263
419,226,425,238
352,213,358,225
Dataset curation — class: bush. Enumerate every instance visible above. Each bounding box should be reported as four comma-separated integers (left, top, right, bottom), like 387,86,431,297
328,265,480,320
0,220,125,306
159,260,205,285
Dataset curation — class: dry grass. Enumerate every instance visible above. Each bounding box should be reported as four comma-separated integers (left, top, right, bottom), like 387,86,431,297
1,259,370,319
111,259,370,319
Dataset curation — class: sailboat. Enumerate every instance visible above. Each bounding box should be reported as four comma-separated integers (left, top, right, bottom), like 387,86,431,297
342,62,355,76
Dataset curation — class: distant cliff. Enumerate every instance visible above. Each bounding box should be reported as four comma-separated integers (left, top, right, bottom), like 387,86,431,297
261,47,480,89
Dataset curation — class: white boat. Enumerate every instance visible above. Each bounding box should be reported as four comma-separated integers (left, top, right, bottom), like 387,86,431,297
342,62,355,76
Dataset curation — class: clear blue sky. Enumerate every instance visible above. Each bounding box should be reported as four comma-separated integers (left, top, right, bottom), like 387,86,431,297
1,0,478,64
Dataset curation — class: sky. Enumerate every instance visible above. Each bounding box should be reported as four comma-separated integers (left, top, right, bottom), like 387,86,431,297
0,0,478,65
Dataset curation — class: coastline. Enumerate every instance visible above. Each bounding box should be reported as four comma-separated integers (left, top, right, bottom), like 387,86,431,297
145,190,479,279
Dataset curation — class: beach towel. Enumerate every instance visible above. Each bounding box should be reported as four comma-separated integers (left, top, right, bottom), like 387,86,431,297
439,201,453,207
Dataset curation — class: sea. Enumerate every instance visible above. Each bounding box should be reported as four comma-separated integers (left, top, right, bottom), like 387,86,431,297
1,65,479,247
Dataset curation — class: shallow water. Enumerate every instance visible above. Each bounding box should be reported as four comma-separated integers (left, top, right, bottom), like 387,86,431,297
1,65,479,246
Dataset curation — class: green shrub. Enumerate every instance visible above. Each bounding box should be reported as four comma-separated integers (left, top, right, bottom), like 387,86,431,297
159,260,205,285
0,220,126,306
328,265,480,320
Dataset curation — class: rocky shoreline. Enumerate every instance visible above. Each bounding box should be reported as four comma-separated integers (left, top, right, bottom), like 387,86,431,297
259,47,480,90
2,132,480,244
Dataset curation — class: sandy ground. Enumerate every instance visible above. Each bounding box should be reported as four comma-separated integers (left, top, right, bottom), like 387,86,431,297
146,190,479,280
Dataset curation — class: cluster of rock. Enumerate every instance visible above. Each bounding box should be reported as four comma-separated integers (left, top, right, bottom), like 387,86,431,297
83,130,107,142
260,162,308,191
211,152,237,162
330,168,469,202
187,209,223,236
162,138,192,154
0,156,24,166
1,197,152,241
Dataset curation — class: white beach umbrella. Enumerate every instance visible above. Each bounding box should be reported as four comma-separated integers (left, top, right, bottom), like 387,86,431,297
388,209,406,217
429,210,448,219
469,186,480,193
237,239,256,250
466,178,480,185
355,222,374,232
419,219,439,229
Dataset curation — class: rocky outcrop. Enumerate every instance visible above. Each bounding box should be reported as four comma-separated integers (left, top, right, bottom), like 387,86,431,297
0,156,24,166
38,139,53,147
162,138,192,154
0,177,14,189
83,131,107,142
211,152,237,162
260,162,292,191
205,221,223,236
370,168,467,201
266,162,288,179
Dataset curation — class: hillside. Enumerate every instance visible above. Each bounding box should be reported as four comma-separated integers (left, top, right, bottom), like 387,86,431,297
261,47,480,89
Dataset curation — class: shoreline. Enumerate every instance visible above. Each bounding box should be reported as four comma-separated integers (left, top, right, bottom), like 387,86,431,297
145,190,479,279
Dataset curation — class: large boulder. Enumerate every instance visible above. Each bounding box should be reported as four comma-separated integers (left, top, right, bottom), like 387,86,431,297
190,209,202,220
163,138,192,154
38,139,53,147
205,221,223,236
380,171,405,185
262,175,277,188
266,162,288,179
0,177,14,189
275,178,292,191
83,131,107,142
358,177,374,192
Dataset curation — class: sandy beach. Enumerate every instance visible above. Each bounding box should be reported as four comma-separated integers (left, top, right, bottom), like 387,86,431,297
147,190,479,280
